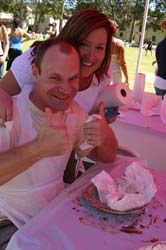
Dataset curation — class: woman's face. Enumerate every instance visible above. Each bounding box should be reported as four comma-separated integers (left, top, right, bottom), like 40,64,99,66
79,28,107,78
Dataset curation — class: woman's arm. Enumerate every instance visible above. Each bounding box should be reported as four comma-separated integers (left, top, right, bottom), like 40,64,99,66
0,69,21,95
0,47,35,124
118,42,129,85
0,25,9,63
0,70,21,124
22,28,31,43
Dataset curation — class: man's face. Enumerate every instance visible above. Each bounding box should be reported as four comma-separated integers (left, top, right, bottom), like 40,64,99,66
31,45,80,112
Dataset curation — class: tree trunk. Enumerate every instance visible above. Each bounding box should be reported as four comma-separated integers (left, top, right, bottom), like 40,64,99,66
129,17,136,43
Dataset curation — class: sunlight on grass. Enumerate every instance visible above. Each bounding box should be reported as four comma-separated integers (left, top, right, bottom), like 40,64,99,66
125,47,155,93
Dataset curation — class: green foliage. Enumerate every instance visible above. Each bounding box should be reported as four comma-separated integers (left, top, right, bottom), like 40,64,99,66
1,0,165,34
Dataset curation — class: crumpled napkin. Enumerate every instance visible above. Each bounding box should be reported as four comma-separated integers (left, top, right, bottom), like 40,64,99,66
160,95,166,124
91,161,157,212
138,242,166,250
129,99,141,110
140,93,162,116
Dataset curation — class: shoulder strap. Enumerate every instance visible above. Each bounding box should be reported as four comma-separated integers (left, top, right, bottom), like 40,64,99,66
112,38,118,53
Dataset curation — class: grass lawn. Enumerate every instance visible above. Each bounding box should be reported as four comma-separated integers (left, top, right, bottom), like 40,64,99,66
125,46,156,93
6,39,156,94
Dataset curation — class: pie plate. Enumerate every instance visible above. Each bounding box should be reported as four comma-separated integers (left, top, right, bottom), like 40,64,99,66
83,183,146,215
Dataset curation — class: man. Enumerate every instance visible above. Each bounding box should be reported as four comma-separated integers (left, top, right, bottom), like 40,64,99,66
0,19,9,78
0,38,118,247
154,20,166,98
145,39,153,56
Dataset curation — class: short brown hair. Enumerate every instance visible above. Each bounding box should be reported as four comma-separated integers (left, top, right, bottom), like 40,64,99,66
58,9,114,82
161,19,166,31
109,19,118,36
34,37,79,73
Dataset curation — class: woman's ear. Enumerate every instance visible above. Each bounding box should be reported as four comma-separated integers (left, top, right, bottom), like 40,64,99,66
31,63,39,80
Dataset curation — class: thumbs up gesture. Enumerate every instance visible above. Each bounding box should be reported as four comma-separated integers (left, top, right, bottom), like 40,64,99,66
37,107,69,158
84,102,109,148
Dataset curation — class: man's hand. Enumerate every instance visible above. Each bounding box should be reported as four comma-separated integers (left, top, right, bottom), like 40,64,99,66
37,107,69,157
0,88,13,127
84,102,109,148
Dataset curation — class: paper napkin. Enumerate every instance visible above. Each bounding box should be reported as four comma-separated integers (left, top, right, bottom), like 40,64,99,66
138,242,166,250
91,161,157,212
140,93,162,116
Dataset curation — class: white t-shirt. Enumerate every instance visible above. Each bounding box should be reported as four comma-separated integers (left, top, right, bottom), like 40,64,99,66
11,48,112,113
154,75,166,90
0,85,87,228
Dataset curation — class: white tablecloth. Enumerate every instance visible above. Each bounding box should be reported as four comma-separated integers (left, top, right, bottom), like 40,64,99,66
7,157,166,250
119,109,166,133
111,109,166,170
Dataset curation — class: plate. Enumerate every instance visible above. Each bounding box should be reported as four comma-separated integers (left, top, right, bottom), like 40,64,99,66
138,242,166,250
83,183,146,215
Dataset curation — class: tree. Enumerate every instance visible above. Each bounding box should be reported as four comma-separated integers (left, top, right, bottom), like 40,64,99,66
1,0,165,35
147,0,166,31
28,0,64,32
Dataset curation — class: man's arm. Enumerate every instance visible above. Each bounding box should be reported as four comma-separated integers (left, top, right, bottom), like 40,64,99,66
0,139,44,185
0,108,68,185
89,124,118,163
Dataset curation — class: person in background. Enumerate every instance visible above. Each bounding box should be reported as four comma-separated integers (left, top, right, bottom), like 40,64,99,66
109,20,129,86
0,18,9,78
152,60,157,76
0,37,118,248
153,20,166,98
27,25,33,34
145,39,153,56
49,22,57,38
6,17,31,71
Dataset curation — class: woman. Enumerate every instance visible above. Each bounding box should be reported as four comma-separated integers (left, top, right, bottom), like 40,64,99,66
0,9,114,121
109,20,129,85
6,17,31,71
0,19,9,78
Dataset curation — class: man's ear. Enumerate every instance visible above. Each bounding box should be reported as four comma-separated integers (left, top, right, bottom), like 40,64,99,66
31,63,39,80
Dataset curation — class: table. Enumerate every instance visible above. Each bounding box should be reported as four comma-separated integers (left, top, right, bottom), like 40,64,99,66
111,109,166,171
7,157,166,250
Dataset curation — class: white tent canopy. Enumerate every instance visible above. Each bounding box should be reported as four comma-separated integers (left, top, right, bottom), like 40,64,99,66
132,0,150,101
134,0,150,77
